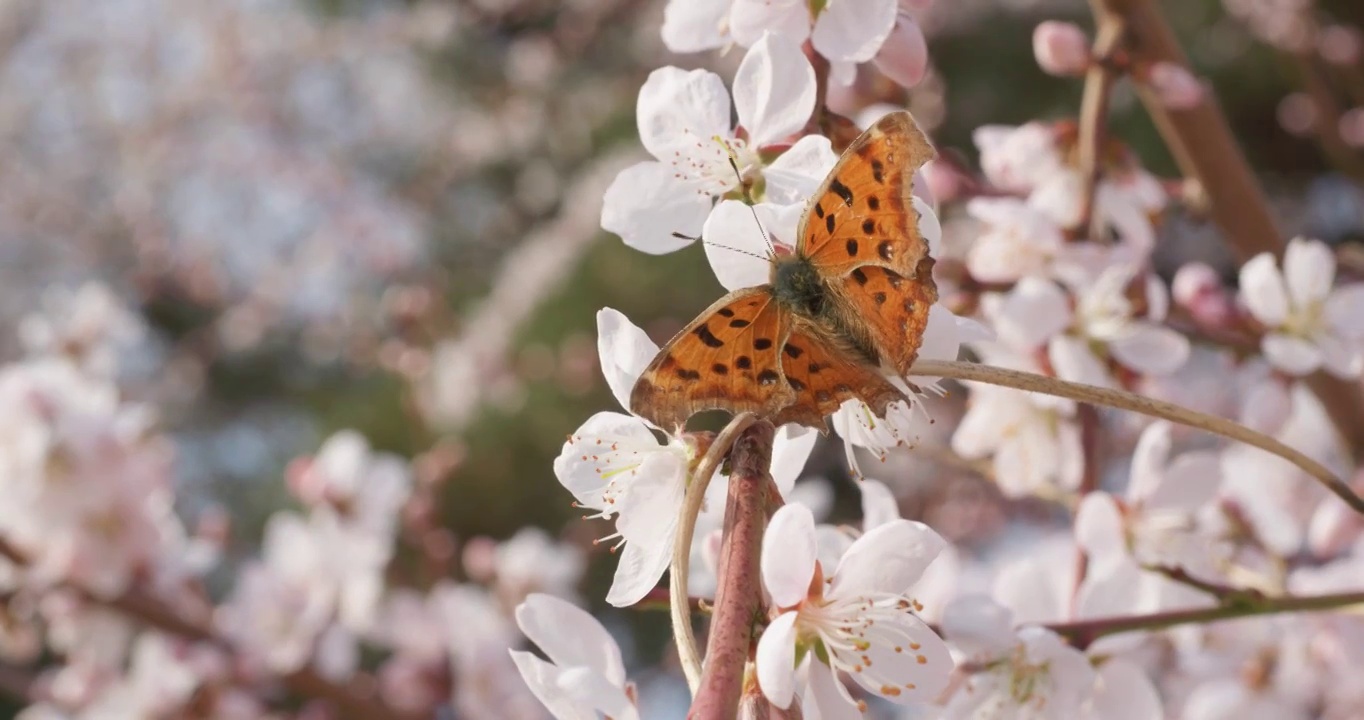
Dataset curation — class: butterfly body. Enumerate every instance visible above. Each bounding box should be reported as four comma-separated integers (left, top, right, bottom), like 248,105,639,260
629,111,940,432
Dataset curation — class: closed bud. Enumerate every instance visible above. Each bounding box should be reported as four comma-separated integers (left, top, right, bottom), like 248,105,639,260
1147,62,1205,109
1032,21,1091,77
1172,262,1232,328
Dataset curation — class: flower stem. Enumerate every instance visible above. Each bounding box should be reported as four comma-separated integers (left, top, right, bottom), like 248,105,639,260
1075,17,1125,238
1047,589,1364,648
911,359,1364,513
689,420,777,720
1086,0,1364,458
672,413,759,692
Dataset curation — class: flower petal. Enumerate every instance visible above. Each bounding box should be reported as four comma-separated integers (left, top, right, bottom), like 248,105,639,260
1081,660,1161,720
1283,237,1335,309
831,519,945,597
596,308,659,413
1146,451,1222,511
770,424,818,498
859,479,900,530
1325,283,1364,338
1262,332,1323,375
636,67,732,160
763,504,818,608
1238,252,1289,326
756,611,800,708
914,196,943,257
606,464,687,607
850,614,953,704
765,135,839,204
1108,322,1190,376
515,594,626,686
982,277,1072,351
730,0,810,49
811,0,897,64
601,162,711,254
704,200,779,291
556,666,639,720
803,655,862,720
509,650,597,720
660,0,732,53
1075,493,1125,562
940,596,1015,657
733,32,817,147
553,412,661,510
1126,421,1172,505
1049,334,1113,388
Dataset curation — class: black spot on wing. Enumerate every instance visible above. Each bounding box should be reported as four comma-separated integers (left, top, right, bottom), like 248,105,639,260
862,219,876,235
676,368,701,381
873,292,887,305
850,268,869,285
712,363,729,375
788,376,807,392
717,307,735,318
693,324,725,348
825,214,835,234
871,160,885,183
867,196,880,211
783,344,804,359
729,318,751,329
754,338,773,350
736,356,753,370
814,202,825,219
846,239,859,257
757,369,780,386
877,240,894,261
829,178,854,206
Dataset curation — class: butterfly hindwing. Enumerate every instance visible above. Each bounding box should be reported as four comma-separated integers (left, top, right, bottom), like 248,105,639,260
629,287,795,430
796,111,936,280
838,259,939,377
769,319,909,430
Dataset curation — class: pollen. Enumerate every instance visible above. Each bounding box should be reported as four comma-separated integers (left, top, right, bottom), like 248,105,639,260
916,655,928,665
881,685,901,696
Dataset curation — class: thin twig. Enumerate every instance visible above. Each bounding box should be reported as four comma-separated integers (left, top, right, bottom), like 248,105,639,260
1076,17,1126,238
671,413,759,693
689,420,777,720
1144,563,1265,603
911,359,1363,512
1047,590,1364,648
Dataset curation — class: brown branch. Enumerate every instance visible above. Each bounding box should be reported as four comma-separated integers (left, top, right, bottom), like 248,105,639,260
1076,18,1126,237
1048,589,1364,649
688,420,777,720
1088,0,1364,460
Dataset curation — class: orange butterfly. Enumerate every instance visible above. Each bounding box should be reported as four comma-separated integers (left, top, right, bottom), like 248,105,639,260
629,111,939,431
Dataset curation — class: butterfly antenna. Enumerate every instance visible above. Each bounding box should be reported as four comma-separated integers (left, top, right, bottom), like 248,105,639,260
671,232,769,262
726,155,777,259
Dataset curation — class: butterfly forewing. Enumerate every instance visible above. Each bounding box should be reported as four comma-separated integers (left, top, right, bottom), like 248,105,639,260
769,319,910,430
629,287,795,430
839,259,939,377
796,112,936,280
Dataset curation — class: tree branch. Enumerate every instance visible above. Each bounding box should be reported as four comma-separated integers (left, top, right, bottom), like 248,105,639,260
1076,17,1126,237
1048,589,1364,649
688,420,777,720
1086,0,1364,460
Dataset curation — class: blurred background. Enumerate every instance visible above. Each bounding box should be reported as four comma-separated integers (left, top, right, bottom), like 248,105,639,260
3,0,1364,714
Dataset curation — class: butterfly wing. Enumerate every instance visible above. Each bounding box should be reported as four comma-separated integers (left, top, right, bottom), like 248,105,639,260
796,111,936,279
630,287,796,430
838,259,939,377
769,318,909,431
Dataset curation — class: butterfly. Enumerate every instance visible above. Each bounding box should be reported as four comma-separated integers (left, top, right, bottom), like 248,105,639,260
629,111,939,431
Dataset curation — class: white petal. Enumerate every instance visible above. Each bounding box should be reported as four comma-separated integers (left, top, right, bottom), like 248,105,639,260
763,504,818,608
940,596,1015,656
556,666,639,720
914,196,943,257
509,651,597,720
765,135,839,204
515,594,626,686
770,424,818,498
1049,334,1114,388
1325,284,1364,338
992,545,1072,624
596,308,659,413
756,611,800,708
605,536,672,608
601,162,711,254
1262,332,1323,375
730,0,810,49
636,67,732,160
804,655,863,720
704,200,779,291
607,466,686,606
1074,493,1125,561
1126,421,1171,506
1075,556,1146,617
810,0,897,64
552,412,659,509
1283,237,1335,309
982,277,1072,351
851,615,953,704
858,479,900,530
1108,322,1190,375
1146,451,1222,511
1238,252,1289,326
733,32,817,147
831,519,945,597
661,0,732,53
1318,335,1364,378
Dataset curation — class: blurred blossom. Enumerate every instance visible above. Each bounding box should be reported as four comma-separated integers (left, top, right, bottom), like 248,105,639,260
1033,21,1092,77
510,593,638,720
1146,62,1206,110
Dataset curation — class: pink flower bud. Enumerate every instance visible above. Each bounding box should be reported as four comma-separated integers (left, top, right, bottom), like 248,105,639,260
1147,62,1205,109
1032,21,1091,77
1172,262,1232,327
874,12,930,88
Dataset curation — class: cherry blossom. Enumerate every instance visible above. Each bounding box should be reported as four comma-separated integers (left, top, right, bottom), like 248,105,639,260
601,33,833,254
951,378,1084,498
1075,421,1224,616
1238,237,1364,378
1033,21,1092,77
755,503,952,714
509,593,638,720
